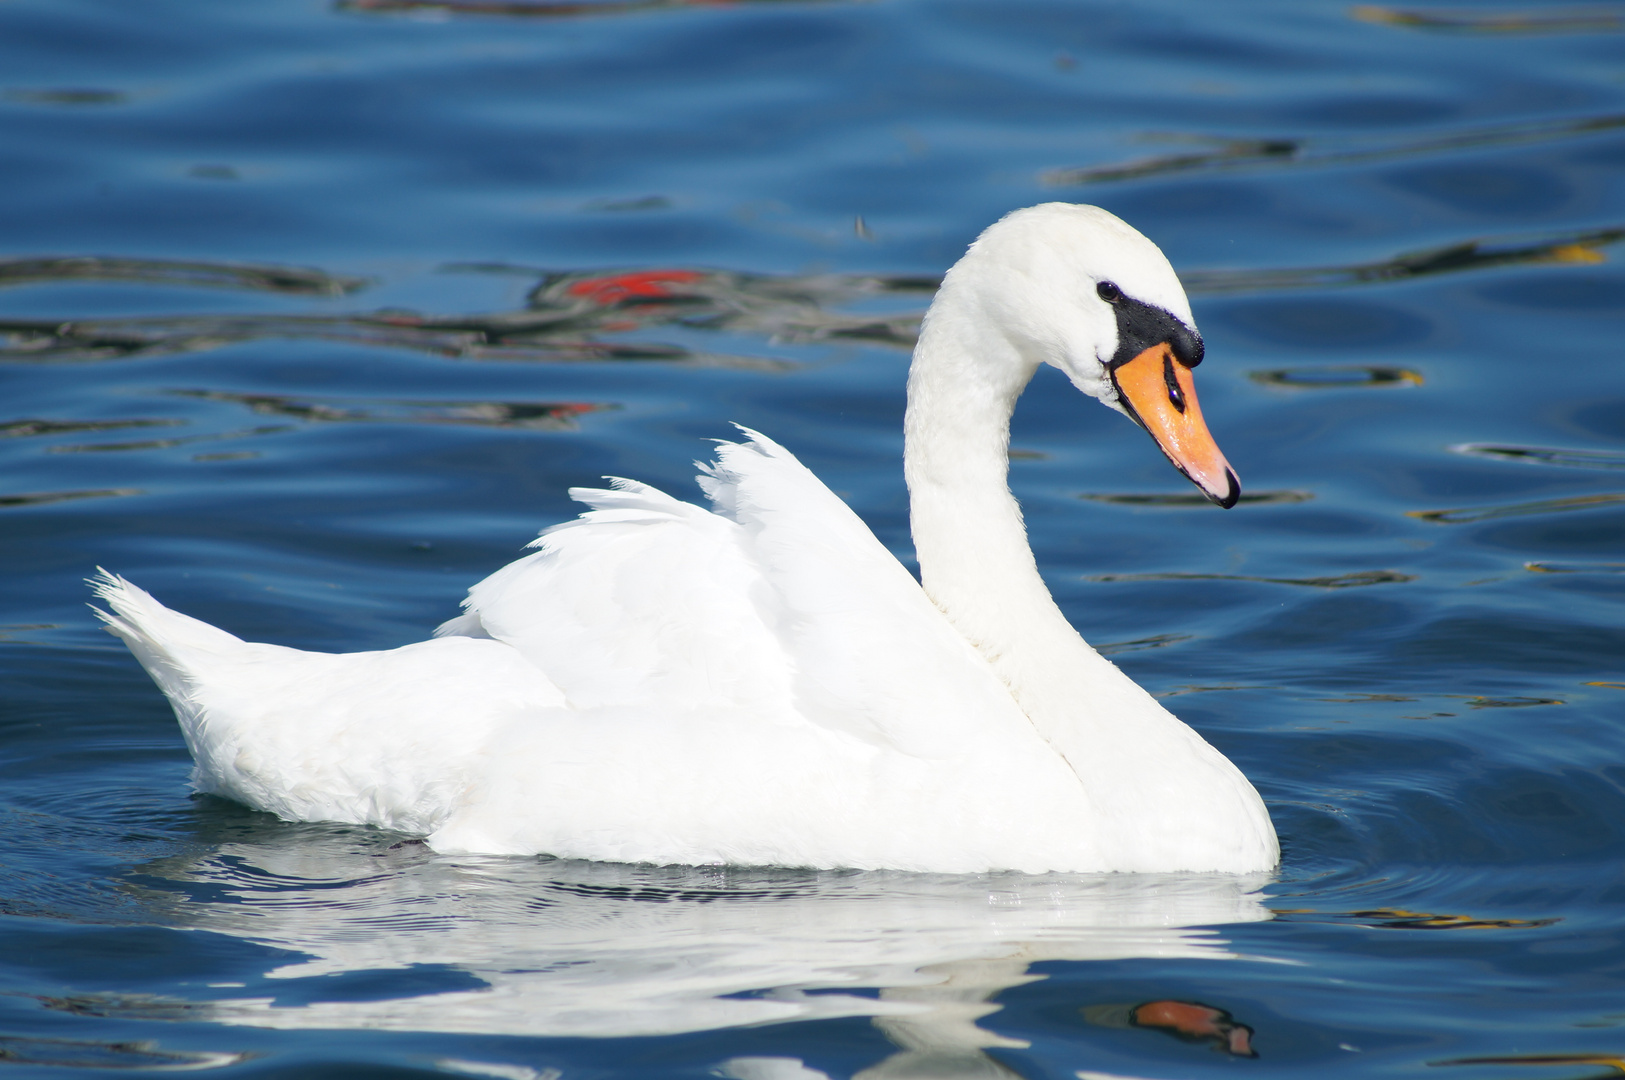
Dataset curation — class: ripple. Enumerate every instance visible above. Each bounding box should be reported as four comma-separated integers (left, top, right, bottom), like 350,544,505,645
171,390,613,431
1408,492,1625,523
0,488,142,509
1463,696,1564,709
1452,443,1625,470
3,88,129,106
0,418,182,439
47,425,291,455
1274,905,1562,930
8,235,1591,375
334,0,836,17
1095,633,1193,655
0,1033,244,1070
1153,683,1278,698
1250,365,1423,389
0,256,367,297
1089,569,1414,588
0,623,62,644
1080,489,1314,506
1183,225,1623,294
1351,5,1623,34
0,259,937,366
1044,114,1625,187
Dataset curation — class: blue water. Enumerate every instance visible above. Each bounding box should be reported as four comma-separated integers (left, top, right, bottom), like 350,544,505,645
5,0,1625,1075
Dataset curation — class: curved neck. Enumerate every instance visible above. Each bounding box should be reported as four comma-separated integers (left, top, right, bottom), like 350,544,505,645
903,296,1055,668
902,287,1198,846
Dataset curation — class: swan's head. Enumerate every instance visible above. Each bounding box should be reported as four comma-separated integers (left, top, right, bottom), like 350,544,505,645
949,202,1239,508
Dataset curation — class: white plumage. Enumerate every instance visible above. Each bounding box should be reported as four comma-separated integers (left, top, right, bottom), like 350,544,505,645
94,203,1279,874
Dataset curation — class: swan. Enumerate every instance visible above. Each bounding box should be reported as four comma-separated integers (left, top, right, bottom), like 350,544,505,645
93,203,1279,874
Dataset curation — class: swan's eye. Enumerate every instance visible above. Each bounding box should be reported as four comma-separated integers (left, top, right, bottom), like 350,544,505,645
1096,281,1122,304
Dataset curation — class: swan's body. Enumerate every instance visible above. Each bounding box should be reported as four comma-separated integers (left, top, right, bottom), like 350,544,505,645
95,203,1278,874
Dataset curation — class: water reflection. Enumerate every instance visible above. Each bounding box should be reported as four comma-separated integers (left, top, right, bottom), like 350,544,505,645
174,390,610,431
1082,999,1257,1058
0,228,1605,369
1351,6,1624,34
0,487,140,509
0,1034,243,1071
1434,1054,1625,1080
2,418,182,439
3,396,606,459
1080,490,1314,507
1088,570,1414,589
1095,633,1193,656
1276,906,1560,930
45,424,291,456
2,88,130,107
119,834,1270,1069
1043,115,1625,186
1250,365,1423,389
1452,443,1625,470
1179,226,1622,295
336,0,850,19
0,258,932,367
1409,492,1625,523
0,256,365,296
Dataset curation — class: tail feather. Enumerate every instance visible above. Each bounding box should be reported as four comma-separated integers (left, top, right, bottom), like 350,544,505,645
88,569,243,714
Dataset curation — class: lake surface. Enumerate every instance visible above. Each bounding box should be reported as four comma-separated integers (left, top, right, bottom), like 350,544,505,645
4,0,1625,1076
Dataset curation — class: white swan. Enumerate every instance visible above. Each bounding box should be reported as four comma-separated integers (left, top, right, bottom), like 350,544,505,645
93,203,1278,874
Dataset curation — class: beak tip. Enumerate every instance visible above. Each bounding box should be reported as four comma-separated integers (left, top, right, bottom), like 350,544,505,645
1214,469,1240,510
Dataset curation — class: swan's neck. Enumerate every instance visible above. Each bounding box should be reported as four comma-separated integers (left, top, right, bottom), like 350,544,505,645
903,299,1055,676
902,290,1179,788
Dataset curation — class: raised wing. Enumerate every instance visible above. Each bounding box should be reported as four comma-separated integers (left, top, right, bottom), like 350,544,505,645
700,429,1037,758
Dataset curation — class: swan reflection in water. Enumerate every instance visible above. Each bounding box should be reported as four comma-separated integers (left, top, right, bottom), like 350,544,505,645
126,831,1271,1076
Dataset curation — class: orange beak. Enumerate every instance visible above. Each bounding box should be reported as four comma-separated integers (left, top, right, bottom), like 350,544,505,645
1111,344,1239,508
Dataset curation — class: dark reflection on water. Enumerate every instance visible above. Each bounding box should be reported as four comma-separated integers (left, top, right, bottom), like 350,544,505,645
0,219,1602,372
1045,115,1625,187
1409,492,1625,523
1089,569,1415,589
1351,5,1625,34
1454,443,1625,470
2,417,183,439
0,487,142,508
0,256,366,296
1181,225,1624,294
1081,489,1315,507
5,0,1625,1076
337,0,841,17
1250,364,1424,389
3,88,131,107
174,390,610,431
0,261,932,367
1275,905,1561,929
0,1034,244,1070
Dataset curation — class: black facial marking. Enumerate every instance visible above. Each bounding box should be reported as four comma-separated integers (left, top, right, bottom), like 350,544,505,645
1163,354,1186,413
1102,291,1204,370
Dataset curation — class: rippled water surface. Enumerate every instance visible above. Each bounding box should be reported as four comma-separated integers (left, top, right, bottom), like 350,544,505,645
4,1,1625,1076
